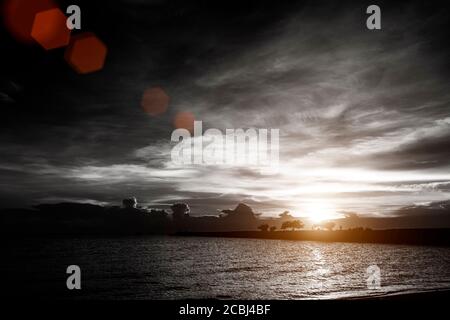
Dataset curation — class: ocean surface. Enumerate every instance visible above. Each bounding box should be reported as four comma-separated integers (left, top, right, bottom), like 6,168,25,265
3,236,450,299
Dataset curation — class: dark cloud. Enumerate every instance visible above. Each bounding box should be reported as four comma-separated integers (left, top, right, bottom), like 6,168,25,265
0,0,450,226
333,200,450,229
374,133,450,170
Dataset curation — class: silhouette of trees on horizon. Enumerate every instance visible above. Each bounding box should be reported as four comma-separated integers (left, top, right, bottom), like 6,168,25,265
122,197,137,209
281,219,304,231
171,203,190,220
0,197,385,236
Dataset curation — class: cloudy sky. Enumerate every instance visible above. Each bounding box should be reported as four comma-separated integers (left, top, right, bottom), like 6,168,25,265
1,0,450,222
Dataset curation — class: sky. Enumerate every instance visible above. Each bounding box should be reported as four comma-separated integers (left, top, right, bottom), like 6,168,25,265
1,0,450,222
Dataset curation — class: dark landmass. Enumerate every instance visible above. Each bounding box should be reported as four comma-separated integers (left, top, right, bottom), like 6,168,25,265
176,229,450,246
0,202,273,236
1,200,450,247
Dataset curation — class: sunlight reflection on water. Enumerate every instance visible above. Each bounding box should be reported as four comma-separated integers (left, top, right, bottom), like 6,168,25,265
4,236,450,299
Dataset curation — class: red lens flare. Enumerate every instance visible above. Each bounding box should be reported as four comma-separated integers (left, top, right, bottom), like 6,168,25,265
64,33,108,74
3,0,57,43
174,112,195,132
141,87,170,116
31,8,71,50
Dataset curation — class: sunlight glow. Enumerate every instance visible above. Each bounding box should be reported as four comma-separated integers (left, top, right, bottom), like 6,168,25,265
303,201,340,223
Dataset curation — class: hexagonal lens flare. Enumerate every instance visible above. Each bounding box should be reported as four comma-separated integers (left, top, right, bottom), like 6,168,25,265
141,87,170,116
31,8,71,50
64,33,108,74
174,112,195,132
2,0,57,43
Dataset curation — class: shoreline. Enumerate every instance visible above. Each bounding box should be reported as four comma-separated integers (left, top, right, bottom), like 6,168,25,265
3,228,450,247
345,289,450,300
176,229,450,246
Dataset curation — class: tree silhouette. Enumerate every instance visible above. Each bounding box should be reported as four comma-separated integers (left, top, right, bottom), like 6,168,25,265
290,219,304,230
258,224,269,232
281,220,304,231
122,197,137,209
281,221,291,230
171,203,190,220
269,226,277,232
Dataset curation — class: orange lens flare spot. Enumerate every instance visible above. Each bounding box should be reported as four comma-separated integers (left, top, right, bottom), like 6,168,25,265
64,33,108,74
31,8,71,50
174,112,195,132
3,0,57,43
141,87,170,116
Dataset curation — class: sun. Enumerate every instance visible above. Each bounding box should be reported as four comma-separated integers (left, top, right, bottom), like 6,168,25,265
304,202,339,223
